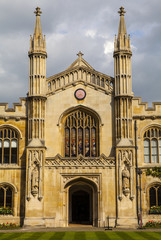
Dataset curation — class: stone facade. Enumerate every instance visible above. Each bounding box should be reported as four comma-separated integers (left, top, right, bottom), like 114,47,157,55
0,6,160,228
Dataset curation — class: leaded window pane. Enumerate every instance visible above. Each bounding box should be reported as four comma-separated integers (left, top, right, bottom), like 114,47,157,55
78,128,83,155
71,128,76,157
4,140,10,148
91,128,96,157
11,140,17,148
85,128,90,157
151,139,158,163
6,188,12,207
65,128,70,157
144,139,150,163
11,140,17,164
159,139,161,163
0,188,4,207
150,187,156,207
158,187,161,206
4,140,10,164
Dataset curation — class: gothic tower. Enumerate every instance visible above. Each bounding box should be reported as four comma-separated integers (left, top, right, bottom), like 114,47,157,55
25,7,47,227
114,7,136,226
114,6,132,142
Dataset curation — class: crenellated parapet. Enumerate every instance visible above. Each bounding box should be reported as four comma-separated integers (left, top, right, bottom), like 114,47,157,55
133,97,161,119
0,97,27,119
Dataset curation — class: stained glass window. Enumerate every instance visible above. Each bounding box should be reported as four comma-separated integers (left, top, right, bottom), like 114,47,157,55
65,110,98,157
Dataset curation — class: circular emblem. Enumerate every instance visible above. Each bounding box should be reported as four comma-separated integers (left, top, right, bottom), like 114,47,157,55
74,89,86,100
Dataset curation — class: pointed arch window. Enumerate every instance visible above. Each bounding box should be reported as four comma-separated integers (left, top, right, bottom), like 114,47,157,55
0,185,13,214
65,110,99,157
143,127,161,163
149,184,161,213
0,128,18,164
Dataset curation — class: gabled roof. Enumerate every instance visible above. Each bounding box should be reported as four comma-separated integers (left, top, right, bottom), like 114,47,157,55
46,52,114,97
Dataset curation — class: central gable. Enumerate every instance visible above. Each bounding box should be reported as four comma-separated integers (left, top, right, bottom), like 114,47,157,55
66,51,94,71
46,52,114,97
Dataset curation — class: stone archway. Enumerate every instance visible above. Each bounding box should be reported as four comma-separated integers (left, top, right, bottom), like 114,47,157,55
64,177,98,226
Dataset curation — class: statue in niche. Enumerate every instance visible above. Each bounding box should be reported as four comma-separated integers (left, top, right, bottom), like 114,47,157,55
31,161,39,197
122,165,130,196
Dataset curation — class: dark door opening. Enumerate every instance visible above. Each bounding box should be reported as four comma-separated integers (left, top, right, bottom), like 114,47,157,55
71,190,91,224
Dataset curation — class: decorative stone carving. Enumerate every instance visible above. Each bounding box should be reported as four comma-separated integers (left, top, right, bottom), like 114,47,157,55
27,150,43,201
118,149,134,200
62,174,100,188
45,153,115,168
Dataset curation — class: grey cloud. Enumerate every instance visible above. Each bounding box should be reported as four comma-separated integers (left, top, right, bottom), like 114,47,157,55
0,0,161,106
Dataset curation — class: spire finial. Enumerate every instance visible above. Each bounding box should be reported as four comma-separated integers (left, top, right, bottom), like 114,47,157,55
77,51,84,58
118,6,126,16
34,7,42,16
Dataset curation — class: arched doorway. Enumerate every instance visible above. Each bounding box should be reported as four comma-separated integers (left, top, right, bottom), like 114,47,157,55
69,184,93,224
64,177,99,226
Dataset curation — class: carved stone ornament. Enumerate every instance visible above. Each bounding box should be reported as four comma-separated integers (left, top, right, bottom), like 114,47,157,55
27,150,43,201
118,150,134,200
62,174,100,188
45,153,115,168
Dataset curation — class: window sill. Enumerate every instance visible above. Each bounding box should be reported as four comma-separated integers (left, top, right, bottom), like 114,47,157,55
149,213,161,215
142,163,161,168
0,164,20,169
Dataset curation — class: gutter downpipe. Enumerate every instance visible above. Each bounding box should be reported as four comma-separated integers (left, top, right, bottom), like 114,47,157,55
135,120,139,224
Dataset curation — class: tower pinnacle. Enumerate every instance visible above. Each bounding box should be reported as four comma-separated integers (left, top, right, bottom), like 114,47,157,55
34,7,42,16
29,6,46,54
118,6,127,36
33,7,43,37
118,6,126,16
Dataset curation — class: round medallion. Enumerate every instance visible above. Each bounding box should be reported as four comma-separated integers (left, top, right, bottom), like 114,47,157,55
74,89,86,100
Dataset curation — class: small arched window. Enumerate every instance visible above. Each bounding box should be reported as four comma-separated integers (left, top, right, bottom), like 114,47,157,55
65,109,99,157
0,128,18,164
149,184,161,208
0,185,13,214
143,127,161,163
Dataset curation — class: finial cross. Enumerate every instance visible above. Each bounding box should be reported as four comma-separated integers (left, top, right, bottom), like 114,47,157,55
77,51,84,58
118,6,126,16
34,7,42,16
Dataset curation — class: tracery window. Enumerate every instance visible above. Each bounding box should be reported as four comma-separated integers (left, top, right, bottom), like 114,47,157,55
149,185,161,208
0,185,13,212
65,110,99,157
143,128,161,163
0,128,18,164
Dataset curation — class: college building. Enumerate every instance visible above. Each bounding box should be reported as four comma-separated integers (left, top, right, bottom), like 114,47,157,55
0,6,160,228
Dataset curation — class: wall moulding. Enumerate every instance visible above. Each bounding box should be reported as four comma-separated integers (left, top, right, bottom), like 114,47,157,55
45,154,115,168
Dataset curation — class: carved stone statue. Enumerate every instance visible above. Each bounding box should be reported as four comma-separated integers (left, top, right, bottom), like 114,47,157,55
122,165,130,196
31,162,39,197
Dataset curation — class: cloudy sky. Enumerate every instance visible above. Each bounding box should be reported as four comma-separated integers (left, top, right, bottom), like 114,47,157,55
0,0,160,106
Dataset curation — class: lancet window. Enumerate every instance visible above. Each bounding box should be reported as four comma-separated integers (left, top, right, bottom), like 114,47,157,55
65,110,99,157
144,128,161,163
0,128,18,164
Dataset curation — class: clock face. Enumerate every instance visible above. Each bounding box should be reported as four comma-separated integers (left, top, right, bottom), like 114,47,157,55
74,89,86,100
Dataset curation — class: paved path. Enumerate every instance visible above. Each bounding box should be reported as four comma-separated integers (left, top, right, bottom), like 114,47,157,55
0,226,161,233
